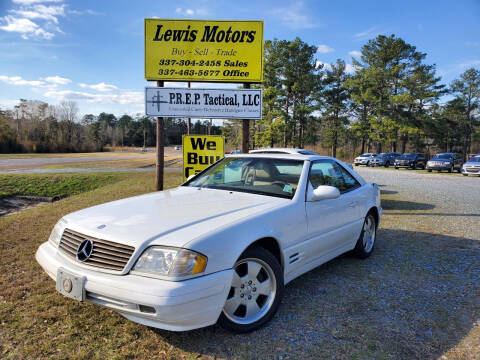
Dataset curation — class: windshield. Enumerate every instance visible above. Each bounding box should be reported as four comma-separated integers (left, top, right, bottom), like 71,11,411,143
359,154,372,157
468,157,480,163
184,157,305,199
433,154,453,160
399,153,416,159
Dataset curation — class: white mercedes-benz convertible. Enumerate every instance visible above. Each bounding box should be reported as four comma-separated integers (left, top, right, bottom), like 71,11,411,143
36,154,381,333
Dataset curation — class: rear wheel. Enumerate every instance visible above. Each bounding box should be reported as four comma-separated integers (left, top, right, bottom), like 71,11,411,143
218,247,284,333
353,213,376,258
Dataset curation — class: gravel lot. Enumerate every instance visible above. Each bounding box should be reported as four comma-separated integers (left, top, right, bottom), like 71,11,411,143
1,169,478,359
170,168,480,359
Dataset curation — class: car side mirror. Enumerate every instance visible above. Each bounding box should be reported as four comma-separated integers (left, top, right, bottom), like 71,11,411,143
308,185,340,201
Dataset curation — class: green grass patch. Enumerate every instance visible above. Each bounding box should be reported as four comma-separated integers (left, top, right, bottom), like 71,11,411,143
0,173,125,199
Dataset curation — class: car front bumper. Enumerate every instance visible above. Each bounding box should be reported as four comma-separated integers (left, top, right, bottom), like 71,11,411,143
354,160,370,165
426,164,451,170
462,167,480,175
36,241,233,331
394,163,413,168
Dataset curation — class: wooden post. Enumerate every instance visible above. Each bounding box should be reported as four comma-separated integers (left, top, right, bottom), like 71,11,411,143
156,80,164,191
187,82,191,134
242,83,251,153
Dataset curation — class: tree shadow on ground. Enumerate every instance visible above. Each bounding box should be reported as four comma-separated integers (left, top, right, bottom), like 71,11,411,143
380,189,398,195
381,198,435,211
151,229,480,359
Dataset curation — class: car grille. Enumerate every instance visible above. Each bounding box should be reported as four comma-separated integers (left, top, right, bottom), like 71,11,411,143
58,228,135,271
466,166,480,173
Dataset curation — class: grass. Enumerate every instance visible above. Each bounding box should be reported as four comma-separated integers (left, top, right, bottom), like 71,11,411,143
0,173,124,199
41,156,182,170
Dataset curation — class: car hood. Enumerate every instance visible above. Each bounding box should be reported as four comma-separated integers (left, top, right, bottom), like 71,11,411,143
62,186,288,249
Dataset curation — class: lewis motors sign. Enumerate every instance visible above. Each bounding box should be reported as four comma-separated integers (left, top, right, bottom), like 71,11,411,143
145,87,262,119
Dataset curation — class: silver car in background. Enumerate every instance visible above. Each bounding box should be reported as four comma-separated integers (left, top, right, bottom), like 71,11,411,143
354,153,377,167
461,156,480,176
370,152,401,167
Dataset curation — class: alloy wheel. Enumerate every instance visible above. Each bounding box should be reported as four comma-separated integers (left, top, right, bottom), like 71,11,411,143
223,258,277,325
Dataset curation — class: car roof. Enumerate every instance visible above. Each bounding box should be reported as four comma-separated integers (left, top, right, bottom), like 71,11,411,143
226,153,334,161
249,148,317,155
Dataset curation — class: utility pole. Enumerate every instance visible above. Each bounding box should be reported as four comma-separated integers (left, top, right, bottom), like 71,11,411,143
187,81,191,134
156,80,164,191
242,83,250,153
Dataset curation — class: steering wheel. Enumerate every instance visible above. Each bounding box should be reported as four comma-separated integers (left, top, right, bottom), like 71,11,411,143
271,181,288,189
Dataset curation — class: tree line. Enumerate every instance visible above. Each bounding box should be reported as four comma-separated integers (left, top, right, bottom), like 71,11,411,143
225,34,480,159
0,100,221,153
1,34,479,158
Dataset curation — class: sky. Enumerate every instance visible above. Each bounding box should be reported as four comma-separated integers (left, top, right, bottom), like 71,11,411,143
0,0,479,118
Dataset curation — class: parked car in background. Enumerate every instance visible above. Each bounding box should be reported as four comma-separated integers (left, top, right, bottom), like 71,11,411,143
461,156,480,176
36,153,381,333
230,149,243,154
354,153,377,166
426,153,463,173
394,153,426,169
370,152,401,167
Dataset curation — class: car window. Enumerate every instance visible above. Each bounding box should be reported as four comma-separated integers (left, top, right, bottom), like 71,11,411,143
338,166,361,191
309,160,360,193
185,157,304,199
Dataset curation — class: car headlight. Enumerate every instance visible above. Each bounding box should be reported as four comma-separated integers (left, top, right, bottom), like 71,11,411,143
133,246,207,277
444,162,451,165
48,218,67,246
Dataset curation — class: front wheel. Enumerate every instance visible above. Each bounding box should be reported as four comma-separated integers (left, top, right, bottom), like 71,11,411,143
218,247,284,333
353,213,376,258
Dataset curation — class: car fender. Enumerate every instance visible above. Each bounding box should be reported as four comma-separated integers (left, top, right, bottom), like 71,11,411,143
184,201,307,276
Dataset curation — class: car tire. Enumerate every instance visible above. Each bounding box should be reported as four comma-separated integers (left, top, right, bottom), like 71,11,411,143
218,246,284,333
449,165,453,173
353,213,376,259
428,169,432,172
394,166,398,169
384,161,390,168
462,173,468,176
457,167,461,173
412,163,417,170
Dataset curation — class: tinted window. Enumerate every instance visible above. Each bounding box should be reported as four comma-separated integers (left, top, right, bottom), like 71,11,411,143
309,160,360,193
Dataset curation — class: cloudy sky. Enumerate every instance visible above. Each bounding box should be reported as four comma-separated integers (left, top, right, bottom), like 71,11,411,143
0,0,479,117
